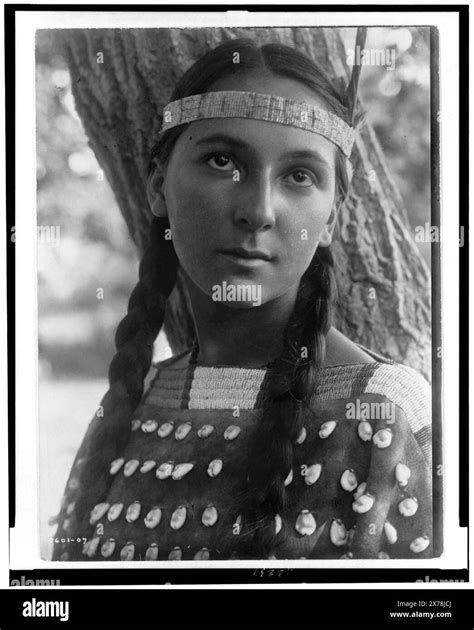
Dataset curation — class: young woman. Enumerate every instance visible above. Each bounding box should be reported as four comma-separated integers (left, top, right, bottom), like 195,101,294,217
52,38,432,561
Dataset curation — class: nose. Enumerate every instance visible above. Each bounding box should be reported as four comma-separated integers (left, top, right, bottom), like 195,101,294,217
232,169,276,232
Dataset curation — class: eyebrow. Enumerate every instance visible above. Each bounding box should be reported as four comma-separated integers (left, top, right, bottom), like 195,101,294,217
194,133,331,167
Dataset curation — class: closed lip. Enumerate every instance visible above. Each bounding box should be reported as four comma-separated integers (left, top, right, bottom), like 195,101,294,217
219,247,273,261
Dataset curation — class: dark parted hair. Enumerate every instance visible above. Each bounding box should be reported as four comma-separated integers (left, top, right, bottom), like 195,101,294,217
55,37,360,559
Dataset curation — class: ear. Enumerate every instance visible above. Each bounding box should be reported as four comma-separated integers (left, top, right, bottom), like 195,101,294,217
146,158,168,218
318,205,337,248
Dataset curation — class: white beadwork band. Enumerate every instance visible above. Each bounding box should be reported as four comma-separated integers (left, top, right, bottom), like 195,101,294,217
160,90,355,158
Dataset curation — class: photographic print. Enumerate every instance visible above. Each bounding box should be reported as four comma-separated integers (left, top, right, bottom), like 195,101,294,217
34,21,439,566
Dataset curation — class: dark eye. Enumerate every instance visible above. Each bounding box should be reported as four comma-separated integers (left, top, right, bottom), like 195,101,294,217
206,152,236,172
285,169,315,187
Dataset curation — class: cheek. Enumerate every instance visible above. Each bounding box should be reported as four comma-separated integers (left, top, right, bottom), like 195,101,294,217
278,204,332,266
166,178,219,252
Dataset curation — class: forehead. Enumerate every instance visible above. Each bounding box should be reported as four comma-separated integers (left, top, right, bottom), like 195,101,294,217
175,117,338,166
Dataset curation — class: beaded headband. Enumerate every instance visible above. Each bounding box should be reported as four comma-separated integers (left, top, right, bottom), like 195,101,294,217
160,90,355,158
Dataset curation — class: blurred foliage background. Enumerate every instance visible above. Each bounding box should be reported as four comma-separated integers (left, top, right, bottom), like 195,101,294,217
36,26,431,558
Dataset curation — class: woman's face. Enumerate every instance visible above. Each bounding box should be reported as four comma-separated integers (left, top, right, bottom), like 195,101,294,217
159,71,338,308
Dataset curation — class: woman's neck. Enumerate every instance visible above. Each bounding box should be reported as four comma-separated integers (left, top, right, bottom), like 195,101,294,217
183,274,299,368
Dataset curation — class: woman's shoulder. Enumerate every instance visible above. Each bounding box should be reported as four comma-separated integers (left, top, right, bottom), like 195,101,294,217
317,358,430,424
316,339,431,464
321,327,430,403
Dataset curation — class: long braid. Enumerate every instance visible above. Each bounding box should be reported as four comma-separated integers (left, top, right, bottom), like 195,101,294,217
232,246,336,558
55,218,178,546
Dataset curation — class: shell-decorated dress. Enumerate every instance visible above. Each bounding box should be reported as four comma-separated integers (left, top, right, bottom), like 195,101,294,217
52,345,433,561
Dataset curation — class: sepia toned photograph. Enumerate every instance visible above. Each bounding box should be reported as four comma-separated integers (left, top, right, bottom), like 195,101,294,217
32,18,441,568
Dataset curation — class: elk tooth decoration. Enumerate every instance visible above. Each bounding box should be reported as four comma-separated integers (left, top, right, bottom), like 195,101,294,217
168,546,182,560
141,419,158,433
295,510,317,536
296,427,307,444
274,514,282,535
68,478,80,490
145,543,159,560
62,519,71,532
66,502,76,516
157,421,174,438
302,463,322,486
131,419,141,431
339,552,354,559
123,459,140,477
144,507,162,529
352,493,375,514
330,519,348,546
107,503,124,522
395,462,411,487
48,513,59,527
383,521,398,545
175,422,192,440
378,551,390,559
357,421,373,442
156,461,174,480
340,469,358,492
194,548,210,560
89,502,110,525
101,538,116,558
140,460,156,474
82,536,100,558
409,536,430,553
202,505,218,527
372,427,393,449
126,501,141,523
224,425,241,441
284,468,293,487
207,458,223,477
353,482,367,501
110,458,125,475
319,420,337,439
198,424,215,438
170,505,187,530
120,542,135,561
171,462,195,480
398,496,419,517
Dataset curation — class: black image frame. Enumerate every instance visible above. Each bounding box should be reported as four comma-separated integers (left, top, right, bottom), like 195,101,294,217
6,3,468,587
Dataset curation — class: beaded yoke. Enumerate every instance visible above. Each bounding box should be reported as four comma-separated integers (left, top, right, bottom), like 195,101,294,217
52,346,433,561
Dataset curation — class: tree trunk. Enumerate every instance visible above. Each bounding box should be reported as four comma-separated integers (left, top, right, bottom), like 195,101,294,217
57,26,431,380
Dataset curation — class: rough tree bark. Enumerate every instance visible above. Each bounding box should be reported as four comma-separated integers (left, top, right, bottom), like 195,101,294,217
56,26,431,380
